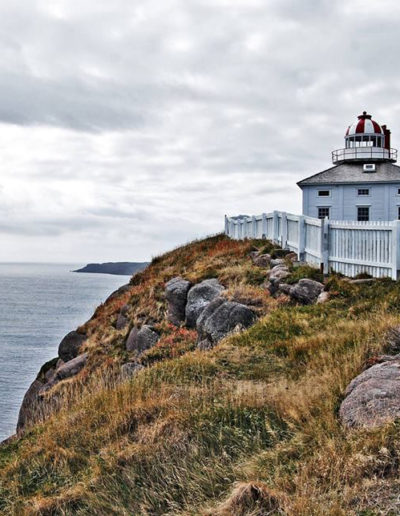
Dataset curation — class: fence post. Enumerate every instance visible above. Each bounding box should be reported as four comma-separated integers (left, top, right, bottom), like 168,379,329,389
281,212,288,249
252,216,256,239
321,217,329,275
298,215,305,261
392,220,400,280
273,211,279,244
262,213,267,239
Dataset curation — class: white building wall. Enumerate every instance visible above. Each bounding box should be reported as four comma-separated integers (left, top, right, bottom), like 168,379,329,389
302,183,400,221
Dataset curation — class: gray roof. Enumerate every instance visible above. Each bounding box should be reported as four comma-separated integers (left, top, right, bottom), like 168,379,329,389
297,162,400,187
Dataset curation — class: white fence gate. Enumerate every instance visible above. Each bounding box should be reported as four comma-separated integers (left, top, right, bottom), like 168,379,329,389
225,212,400,279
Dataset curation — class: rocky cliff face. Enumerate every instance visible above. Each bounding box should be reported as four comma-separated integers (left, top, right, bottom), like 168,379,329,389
15,239,329,435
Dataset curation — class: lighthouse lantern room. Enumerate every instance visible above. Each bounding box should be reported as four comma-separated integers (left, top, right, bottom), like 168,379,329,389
298,112,400,222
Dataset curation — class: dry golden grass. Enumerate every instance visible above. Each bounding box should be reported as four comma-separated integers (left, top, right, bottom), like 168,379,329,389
1,235,400,515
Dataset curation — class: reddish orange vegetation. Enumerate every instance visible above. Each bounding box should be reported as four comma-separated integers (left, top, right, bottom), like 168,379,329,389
142,325,198,365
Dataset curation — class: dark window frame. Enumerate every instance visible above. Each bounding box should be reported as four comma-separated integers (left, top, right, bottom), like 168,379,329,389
318,190,330,197
357,188,370,196
357,206,370,221
318,207,330,219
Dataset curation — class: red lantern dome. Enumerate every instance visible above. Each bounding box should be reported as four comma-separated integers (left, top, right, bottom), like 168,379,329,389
345,111,383,136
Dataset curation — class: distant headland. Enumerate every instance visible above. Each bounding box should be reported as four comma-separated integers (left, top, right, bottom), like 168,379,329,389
73,262,149,276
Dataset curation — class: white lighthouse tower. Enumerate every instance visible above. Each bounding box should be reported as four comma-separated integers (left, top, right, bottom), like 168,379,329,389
298,112,400,221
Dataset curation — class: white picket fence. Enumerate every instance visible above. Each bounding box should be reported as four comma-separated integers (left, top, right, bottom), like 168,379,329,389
225,212,400,279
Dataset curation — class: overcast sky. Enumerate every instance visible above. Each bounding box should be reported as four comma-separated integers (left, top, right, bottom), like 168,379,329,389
1,0,400,262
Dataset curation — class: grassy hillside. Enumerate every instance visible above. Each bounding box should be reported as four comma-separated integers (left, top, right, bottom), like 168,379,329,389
1,234,400,515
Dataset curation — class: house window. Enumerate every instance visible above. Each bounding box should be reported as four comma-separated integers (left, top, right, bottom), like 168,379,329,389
398,207,400,220
357,188,369,196
397,188,400,195
357,207,369,221
318,190,330,197
318,207,330,219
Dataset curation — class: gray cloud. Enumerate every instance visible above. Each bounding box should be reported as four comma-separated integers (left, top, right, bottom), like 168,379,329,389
0,0,400,261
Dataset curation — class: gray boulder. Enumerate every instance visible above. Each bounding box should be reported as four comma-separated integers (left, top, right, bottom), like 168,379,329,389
58,331,86,362
126,325,159,354
253,254,271,268
385,326,400,354
116,304,130,330
270,258,287,268
289,279,324,305
317,291,330,304
197,298,256,349
52,353,88,383
268,265,290,283
165,277,191,326
340,359,400,428
116,314,128,330
120,304,130,316
185,279,225,328
277,283,292,296
121,362,144,379
264,265,290,294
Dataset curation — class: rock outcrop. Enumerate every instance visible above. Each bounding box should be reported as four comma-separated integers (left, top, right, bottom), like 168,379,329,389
49,353,88,385
58,331,86,362
116,304,130,330
185,279,225,328
197,298,255,350
316,291,330,304
264,264,290,294
289,279,324,304
280,279,324,305
165,277,192,325
126,325,159,354
121,362,144,379
270,258,286,268
17,379,44,432
253,254,271,268
340,357,400,428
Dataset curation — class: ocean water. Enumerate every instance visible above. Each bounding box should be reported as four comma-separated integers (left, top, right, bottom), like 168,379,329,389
0,263,129,441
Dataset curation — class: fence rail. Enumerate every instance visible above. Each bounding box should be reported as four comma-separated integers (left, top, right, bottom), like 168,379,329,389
225,212,400,279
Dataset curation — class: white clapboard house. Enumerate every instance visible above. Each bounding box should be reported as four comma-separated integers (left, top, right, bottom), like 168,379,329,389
297,111,400,222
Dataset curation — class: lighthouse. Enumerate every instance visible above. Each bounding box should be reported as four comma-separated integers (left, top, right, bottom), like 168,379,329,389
297,112,400,221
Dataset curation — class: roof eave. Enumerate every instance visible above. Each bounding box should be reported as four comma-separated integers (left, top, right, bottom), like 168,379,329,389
298,179,400,186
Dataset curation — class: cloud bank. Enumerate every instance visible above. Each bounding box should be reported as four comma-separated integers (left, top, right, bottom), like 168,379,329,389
1,0,400,261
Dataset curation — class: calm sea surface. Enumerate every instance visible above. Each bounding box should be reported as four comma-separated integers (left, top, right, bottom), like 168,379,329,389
0,263,128,441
